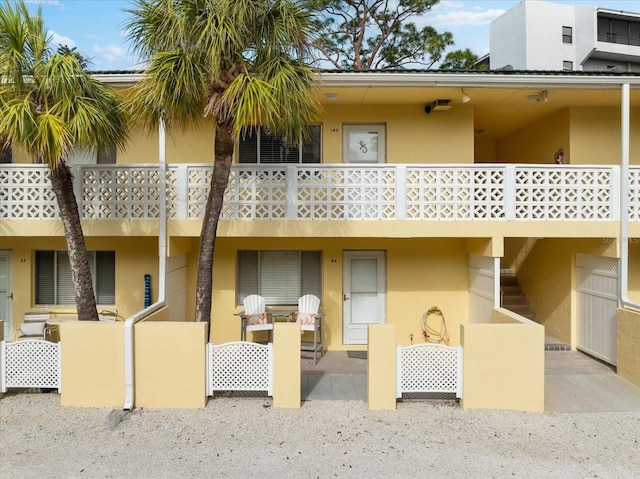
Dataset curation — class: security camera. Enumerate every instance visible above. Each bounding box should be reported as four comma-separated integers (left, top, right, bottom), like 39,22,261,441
424,105,432,114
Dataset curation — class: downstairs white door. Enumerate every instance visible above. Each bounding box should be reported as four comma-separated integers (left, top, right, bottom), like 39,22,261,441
343,251,386,345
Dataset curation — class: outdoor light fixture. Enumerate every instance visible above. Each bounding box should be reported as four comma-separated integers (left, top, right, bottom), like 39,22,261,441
461,89,471,103
424,99,452,114
527,90,548,103
325,93,339,101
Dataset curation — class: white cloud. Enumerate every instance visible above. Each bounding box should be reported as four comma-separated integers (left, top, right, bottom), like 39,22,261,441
428,8,506,27
92,43,128,64
49,31,75,48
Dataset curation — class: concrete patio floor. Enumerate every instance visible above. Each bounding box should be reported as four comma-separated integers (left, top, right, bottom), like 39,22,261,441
300,350,640,412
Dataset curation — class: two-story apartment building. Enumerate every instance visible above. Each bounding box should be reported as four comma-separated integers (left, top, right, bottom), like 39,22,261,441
1,70,638,384
490,0,640,72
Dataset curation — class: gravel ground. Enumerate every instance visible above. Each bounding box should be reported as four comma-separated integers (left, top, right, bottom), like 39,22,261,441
1,391,639,479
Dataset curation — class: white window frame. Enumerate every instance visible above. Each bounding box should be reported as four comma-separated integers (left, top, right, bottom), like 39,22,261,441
237,250,322,306
35,250,115,306
343,124,386,164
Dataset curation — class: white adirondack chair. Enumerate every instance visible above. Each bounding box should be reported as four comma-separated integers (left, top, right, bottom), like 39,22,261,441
240,295,273,342
295,294,323,364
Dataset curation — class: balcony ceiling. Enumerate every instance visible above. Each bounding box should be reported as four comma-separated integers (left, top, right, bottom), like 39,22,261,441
318,85,640,140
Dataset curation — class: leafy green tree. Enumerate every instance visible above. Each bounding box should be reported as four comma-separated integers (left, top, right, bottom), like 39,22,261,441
56,45,90,70
125,0,320,325
440,48,483,70
0,0,128,320
311,0,454,69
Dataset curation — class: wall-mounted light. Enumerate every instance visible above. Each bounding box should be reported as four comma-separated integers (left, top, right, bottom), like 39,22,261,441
424,99,452,114
527,90,548,103
325,93,339,101
461,89,471,103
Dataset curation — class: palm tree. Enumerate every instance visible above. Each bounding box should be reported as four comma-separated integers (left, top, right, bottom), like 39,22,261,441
125,0,321,325
0,1,128,320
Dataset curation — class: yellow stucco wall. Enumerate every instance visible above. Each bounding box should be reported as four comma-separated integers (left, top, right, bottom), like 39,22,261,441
461,308,545,412
134,320,207,408
322,104,474,164
208,237,469,349
272,322,301,408
0,236,158,337
497,109,570,164
60,321,125,407
516,238,619,345
570,107,640,165
617,308,640,387
367,324,397,410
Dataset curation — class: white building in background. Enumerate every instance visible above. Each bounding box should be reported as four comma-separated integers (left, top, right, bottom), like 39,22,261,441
490,0,640,72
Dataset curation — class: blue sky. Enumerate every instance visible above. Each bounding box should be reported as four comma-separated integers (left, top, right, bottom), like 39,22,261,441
22,0,640,71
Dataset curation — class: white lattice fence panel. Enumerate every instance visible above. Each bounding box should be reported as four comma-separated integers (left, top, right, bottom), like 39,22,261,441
206,342,273,397
396,344,462,398
223,168,287,220
1,340,61,391
514,168,613,220
0,166,58,219
405,168,505,220
297,167,396,219
81,166,161,219
629,168,640,221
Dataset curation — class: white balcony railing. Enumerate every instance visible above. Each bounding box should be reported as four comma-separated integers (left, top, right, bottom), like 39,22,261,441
1,164,638,222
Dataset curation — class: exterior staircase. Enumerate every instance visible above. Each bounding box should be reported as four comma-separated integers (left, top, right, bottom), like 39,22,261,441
500,271,536,320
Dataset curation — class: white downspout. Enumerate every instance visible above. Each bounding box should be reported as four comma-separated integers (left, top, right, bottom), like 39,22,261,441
123,118,168,410
619,83,640,311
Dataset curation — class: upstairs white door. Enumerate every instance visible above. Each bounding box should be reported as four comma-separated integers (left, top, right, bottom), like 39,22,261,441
343,251,386,344
343,125,386,164
0,252,12,340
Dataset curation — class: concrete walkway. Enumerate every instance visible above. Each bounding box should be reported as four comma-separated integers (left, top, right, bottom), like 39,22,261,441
545,350,640,413
300,350,640,412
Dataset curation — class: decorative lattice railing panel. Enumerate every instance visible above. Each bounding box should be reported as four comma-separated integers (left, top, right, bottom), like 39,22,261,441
223,168,287,220
0,165,58,219
629,169,640,221
514,168,613,220
405,167,505,220
396,344,462,398
1,340,61,391
297,167,396,219
206,341,273,397
81,166,161,219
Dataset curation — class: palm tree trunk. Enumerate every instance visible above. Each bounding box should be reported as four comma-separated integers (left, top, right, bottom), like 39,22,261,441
49,163,99,321
194,123,234,325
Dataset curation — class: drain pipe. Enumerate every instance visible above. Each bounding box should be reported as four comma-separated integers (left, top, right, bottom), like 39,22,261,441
619,83,640,311
123,118,168,410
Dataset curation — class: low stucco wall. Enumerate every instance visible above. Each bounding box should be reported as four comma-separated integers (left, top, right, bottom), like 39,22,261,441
461,308,544,412
617,308,640,387
60,306,205,408
368,324,396,410
60,321,125,407
134,321,207,408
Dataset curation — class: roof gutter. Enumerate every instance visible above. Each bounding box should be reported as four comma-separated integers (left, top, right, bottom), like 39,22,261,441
95,71,640,90
620,83,640,312
123,118,168,411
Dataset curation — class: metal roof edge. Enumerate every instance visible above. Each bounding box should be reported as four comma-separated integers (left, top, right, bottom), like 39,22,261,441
92,70,640,89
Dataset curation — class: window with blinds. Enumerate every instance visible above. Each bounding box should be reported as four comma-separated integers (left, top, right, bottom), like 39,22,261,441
237,250,322,305
238,125,321,164
35,251,115,305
